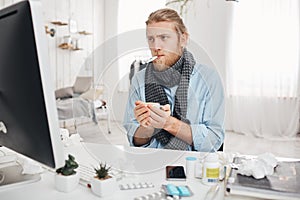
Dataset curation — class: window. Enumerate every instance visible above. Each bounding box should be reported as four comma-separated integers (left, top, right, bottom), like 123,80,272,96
228,0,299,97
225,0,300,138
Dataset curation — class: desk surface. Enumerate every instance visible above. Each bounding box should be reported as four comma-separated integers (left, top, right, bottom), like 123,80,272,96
0,142,262,200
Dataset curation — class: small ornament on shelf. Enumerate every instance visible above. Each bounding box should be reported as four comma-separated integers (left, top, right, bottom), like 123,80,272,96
58,36,82,51
78,30,92,35
51,21,68,26
45,25,56,37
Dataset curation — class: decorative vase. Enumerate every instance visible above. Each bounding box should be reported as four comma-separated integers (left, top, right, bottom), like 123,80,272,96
55,172,80,192
91,177,118,197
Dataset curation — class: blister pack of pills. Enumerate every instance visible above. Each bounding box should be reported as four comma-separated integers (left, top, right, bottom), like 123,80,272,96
134,191,180,200
119,182,155,190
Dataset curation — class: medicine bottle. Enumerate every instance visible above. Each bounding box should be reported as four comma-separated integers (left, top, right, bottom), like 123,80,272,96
185,157,196,179
202,153,219,185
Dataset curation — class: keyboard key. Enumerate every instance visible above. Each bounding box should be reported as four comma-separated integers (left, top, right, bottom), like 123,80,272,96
78,164,95,183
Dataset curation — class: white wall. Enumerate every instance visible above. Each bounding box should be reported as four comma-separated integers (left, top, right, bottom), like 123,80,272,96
0,0,105,89
182,0,234,87
101,0,120,122
43,0,105,89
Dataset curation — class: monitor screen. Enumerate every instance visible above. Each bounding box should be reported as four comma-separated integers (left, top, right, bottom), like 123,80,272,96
0,0,64,171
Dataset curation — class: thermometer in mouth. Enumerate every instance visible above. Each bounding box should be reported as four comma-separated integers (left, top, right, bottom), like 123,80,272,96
145,56,158,63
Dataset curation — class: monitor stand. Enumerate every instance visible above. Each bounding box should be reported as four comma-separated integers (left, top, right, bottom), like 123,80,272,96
0,160,41,190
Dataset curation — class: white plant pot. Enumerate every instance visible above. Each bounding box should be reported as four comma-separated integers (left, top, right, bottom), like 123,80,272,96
91,177,118,197
55,173,79,193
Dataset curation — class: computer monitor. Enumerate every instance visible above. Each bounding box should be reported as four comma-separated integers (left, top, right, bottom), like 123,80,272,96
0,0,64,187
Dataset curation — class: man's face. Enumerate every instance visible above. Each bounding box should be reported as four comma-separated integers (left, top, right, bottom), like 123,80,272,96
146,21,186,71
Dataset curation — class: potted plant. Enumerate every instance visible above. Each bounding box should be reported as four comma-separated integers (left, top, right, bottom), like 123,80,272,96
90,163,118,197
55,154,80,192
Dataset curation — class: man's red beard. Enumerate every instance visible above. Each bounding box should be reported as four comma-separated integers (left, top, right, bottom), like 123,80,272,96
152,51,181,71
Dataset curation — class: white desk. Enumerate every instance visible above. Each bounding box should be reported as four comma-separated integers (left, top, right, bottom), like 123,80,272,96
0,142,259,200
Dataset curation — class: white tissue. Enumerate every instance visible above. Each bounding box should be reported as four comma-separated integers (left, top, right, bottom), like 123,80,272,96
21,158,44,175
257,153,278,168
237,153,277,179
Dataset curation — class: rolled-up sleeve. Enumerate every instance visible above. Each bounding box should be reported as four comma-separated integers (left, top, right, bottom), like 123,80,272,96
123,74,143,146
189,66,225,152
123,75,162,148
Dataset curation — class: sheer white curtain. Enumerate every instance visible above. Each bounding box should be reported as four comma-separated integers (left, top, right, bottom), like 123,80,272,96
226,0,300,138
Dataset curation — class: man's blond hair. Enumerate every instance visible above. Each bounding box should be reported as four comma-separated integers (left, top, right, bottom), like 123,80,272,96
146,8,188,36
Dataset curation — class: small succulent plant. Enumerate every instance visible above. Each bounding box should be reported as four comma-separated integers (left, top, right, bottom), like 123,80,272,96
94,163,111,180
56,154,79,176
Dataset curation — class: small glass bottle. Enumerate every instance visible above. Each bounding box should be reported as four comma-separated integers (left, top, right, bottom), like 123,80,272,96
202,153,220,185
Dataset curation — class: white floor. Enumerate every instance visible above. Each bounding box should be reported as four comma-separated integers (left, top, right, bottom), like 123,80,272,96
70,119,300,159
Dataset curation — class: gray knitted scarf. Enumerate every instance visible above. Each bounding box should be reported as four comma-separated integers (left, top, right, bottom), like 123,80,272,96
145,49,195,150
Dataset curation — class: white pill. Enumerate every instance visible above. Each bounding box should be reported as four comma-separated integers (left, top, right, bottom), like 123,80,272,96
141,183,148,188
173,195,180,200
143,195,150,200
129,183,135,189
122,184,129,190
155,192,162,197
148,183,154,187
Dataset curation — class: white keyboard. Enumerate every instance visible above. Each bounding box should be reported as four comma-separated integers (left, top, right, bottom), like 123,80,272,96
78,164,95,184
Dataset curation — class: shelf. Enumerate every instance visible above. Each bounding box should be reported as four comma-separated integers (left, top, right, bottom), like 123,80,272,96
78,31,92,35
51,21,68,26
58,43,83,51
47,19,92,51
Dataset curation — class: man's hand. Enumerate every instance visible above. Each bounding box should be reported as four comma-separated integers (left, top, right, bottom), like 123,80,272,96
133,101,156,146
146,104,171,129
134,101,150,127
134,101,192,145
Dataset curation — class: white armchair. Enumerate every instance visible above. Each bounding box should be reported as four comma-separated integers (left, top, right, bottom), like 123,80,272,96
55,76,111,134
